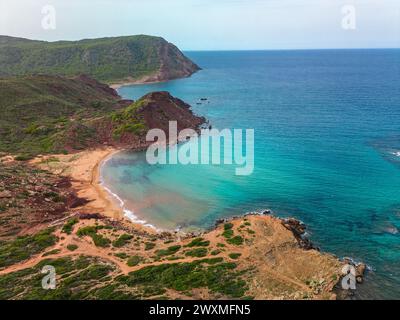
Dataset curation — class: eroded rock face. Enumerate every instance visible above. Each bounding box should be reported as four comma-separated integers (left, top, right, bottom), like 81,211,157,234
138,91,206,134
103,91,207,149
281,218,318,250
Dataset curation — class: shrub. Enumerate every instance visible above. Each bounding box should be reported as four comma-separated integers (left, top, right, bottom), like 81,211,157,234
112,234,133,248
0,228,57,268
229,253,242,259
14,154,34,161
115,252,128,259
185,248,208,258
224,223,234,230
185,238,210,248
144,242,156,251
118,259,247,298
76,225,110,247
62,218,79,235
67,244,78,251
156,245,181,257
222,229,234,239
227,236,244,246
127,255,142,267
91,234,111,248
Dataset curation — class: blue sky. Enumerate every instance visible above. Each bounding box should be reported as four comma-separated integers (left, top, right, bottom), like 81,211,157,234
1,0,399,50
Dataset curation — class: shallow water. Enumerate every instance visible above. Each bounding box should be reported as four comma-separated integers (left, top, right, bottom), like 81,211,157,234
101,50,400,298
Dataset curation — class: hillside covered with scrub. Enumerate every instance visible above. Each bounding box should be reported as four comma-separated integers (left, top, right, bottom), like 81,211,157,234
0,74,205,158
0,35,200,84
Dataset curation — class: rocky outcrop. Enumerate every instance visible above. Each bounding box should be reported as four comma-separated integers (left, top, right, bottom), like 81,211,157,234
281,218,318,250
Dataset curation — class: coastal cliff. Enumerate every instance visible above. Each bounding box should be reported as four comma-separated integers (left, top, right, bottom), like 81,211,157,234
0,35,200,84
0,75,204,157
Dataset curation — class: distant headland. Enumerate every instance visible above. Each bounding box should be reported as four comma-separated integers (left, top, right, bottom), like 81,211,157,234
0,35,200,85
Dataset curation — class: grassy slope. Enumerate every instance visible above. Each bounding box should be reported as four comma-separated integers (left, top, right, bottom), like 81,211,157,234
0,75,204,157
0,75,123,156
0,35,200,83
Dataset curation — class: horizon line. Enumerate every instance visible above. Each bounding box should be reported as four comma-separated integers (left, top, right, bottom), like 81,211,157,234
183,47,400,52
1,34,398,52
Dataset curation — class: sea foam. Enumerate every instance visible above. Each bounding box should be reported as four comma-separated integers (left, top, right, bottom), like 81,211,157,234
100,155,159,231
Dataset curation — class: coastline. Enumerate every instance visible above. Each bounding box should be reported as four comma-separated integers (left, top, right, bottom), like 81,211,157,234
31,147,158,234
99,151,161,232
4,147,358,299
110,78,170,90
109,70,200,89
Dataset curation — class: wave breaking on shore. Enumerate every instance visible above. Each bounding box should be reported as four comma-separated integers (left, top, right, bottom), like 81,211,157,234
99,155,160,232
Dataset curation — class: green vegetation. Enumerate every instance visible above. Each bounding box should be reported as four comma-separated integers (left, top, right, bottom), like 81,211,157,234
112,234,133,248
0,75,203,157
0,75,121,155
127,255,143,267
0,256,124,300
144,242,156,251
227,236,244,246
222,229,234,238
62,218,79,235
67,244,78,251
76,225,110,248
155,245,181,257
185,237,210,247
0,228,57,268
117,258,248,298
43,249,61,257
222,223,234,238
224,223,234,230
115,252,128,259
185,248,208,258
0,35,199,83
110,99,147,139
229,253,242,260
0,255,249,299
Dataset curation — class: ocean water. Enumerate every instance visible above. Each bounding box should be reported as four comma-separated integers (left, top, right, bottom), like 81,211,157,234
101,50,400,299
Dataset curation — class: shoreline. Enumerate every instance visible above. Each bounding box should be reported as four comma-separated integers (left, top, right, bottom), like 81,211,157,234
109,70,200,89
98,150,161,232
109,78,171,90
32,147,159,235
11,147,360,299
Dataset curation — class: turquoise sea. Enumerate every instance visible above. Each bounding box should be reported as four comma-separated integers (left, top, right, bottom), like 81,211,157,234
101,50,400,299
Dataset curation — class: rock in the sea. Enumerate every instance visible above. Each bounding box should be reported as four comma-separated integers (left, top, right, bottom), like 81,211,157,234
355,263,367,283
385,226,399,235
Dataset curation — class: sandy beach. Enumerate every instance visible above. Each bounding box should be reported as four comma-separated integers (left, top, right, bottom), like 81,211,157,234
109,76,169,90
31,147,157,234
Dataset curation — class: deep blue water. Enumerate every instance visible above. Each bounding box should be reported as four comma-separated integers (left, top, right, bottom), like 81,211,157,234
102,50,400,299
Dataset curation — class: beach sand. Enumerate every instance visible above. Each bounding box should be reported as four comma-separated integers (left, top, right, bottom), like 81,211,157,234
31,147,157,234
